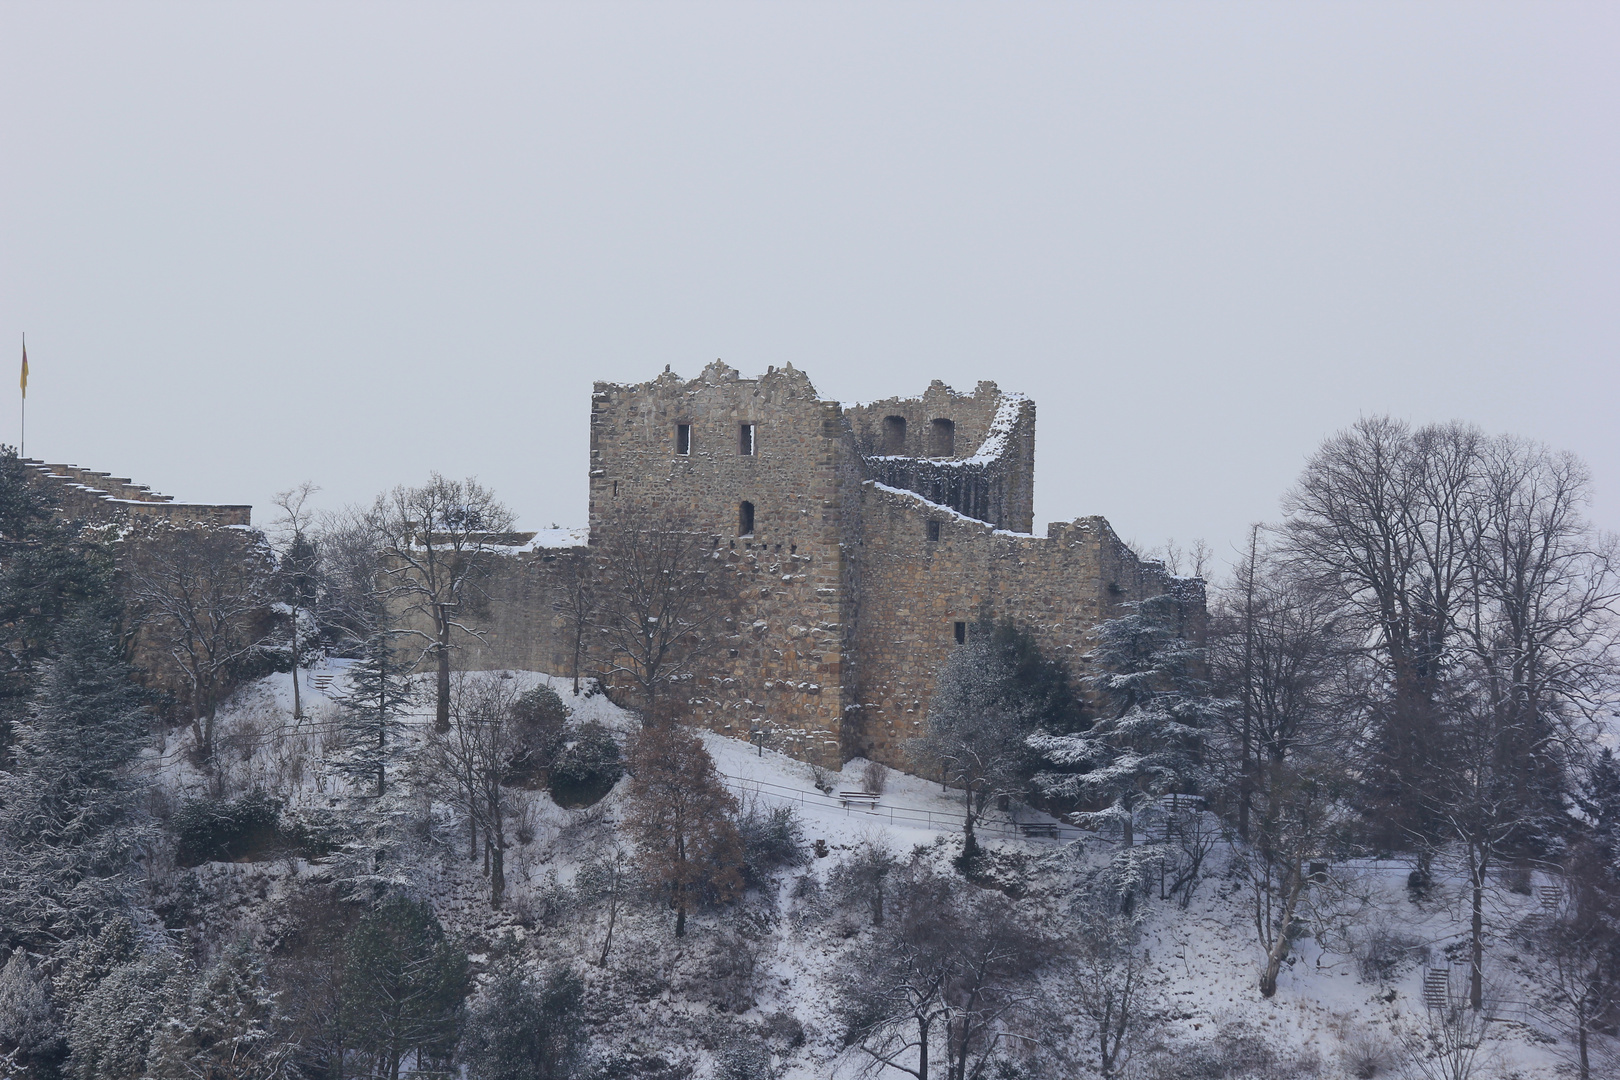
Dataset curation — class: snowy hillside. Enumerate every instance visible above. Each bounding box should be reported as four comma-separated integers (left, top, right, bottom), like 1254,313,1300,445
129,666,1582,1080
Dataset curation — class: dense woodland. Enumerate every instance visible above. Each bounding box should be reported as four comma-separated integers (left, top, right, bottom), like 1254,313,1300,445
0,415,1617,1080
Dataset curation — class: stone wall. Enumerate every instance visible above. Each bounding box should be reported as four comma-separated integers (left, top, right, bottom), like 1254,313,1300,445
26,461,252,526
586,362,856,766
844,482,1196,763
843,381,1035,533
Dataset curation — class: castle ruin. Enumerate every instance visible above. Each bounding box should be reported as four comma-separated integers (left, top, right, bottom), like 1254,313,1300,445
457,361,1201,769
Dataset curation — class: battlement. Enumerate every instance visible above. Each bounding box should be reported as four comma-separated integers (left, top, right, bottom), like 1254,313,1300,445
23,460,252,526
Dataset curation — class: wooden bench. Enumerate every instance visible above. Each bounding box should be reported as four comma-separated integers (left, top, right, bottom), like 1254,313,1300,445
838,790,881,809
1017,822,1061,839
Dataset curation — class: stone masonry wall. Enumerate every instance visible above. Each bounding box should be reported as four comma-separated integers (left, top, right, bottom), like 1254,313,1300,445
586,361,856,766
843,382,1035,533
26,461,252,526
845,482,1193,764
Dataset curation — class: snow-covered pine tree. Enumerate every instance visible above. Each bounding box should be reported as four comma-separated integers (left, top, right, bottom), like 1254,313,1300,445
909,636,1040,864
334,630,413,798
63,947,191,1080
460,961,587,1080
146,942,289,1080
1028,593,1223,848
0,950,60,1076
0,609,152,953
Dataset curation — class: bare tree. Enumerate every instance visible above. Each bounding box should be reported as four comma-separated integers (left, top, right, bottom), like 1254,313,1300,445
623,721,743,937
1240,757,1351,998
836,862,1046,1080
1209,525,1350,842
589,516,726,724
1064,896,1149,1079
126,524,275,760
426,672,523,908
551,566,593,697
1282,417,1483,851
1395,972,1495,1080
374,475,515,734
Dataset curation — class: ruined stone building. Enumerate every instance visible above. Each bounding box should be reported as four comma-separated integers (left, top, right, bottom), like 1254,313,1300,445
460,361,1202,769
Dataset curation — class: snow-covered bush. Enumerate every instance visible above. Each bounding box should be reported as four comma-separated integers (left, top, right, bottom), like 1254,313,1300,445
172,789,284,865
738,802,807,887
1348,919,1430,984
549,722,623,807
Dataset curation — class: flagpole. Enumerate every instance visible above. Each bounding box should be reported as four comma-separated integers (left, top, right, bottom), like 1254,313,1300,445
19,333,24,459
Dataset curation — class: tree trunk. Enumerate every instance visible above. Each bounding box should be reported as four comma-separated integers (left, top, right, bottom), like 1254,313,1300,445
598,884,619,966
1469,848,1486,1010
916,1016,929,1080
434,607,451,734
674,891,686,937
291,605,302,720
490,842,505,910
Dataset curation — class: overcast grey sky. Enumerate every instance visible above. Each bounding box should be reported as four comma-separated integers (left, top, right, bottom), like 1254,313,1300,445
2,3,1615,570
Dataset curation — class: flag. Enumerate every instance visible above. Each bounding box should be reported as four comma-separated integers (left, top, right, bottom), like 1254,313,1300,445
19,339,26,399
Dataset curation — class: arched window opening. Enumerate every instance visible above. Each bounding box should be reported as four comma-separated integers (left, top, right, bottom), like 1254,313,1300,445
738,501,755,536
882,415,907,454
929,418,956,457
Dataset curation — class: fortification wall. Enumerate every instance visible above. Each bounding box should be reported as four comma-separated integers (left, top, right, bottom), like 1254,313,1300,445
585,361,858,766
26,461,252,526
845,482,1191,763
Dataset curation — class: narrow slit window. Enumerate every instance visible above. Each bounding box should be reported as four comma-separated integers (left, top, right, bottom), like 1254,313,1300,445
882,415,907,454
738,501,755,536
929,418,956,457
675,423,691,455
926,520,941,542
739,423,756,456
954,621,966,645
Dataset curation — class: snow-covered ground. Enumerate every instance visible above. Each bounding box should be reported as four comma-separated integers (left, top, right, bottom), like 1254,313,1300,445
143,668,1581,1079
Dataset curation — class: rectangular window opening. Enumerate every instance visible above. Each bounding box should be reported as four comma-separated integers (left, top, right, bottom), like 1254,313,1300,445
675,423,691,455
739,423,756,456
953,621,967,645
739,500,755,537
926,520,941,542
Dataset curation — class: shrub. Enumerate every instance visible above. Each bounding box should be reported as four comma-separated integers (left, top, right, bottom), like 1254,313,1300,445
715,1036,774,1080
861,760,888,794
549,722,623,808
172,789,285,865
505,685,569,787
738,804,807,886
1350,922,1430,983
760,1011,805,1050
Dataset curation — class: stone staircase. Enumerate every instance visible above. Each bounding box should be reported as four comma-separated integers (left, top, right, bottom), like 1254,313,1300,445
1423,967,1451,1010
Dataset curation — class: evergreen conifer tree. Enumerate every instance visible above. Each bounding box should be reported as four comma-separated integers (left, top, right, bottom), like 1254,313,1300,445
0,609,151,951
1028,594,1223,847
335,631,413,798
147,942,288,1080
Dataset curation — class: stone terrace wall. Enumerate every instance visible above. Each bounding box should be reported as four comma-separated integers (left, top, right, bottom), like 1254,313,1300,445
845,482,1193,764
